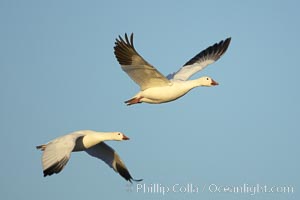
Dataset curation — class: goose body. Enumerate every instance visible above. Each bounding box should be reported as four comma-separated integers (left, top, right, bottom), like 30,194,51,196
36,130,141,182
114,33,231,105
127,78,216,104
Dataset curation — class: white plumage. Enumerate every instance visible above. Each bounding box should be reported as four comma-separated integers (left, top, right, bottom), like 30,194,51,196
36,130,142,182
114,33,231,105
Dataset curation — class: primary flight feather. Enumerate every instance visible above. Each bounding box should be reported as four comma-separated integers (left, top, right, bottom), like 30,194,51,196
114,33,231,105
36,130,142,183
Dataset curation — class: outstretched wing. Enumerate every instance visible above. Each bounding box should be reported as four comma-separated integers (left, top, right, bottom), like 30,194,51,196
167,37,231,81
85,142,142,183
37,134,83,177
114,33,170,90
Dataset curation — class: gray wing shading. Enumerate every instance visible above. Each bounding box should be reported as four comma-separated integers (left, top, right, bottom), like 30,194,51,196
36,134,83,177
167,37,231,81
85,142,142,183
114,33,170,91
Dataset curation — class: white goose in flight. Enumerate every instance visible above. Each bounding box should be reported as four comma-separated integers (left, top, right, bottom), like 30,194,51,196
114,33,231,105
36,130,142,182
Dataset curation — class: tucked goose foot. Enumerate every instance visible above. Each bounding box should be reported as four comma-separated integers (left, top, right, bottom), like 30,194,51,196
125,97,143,106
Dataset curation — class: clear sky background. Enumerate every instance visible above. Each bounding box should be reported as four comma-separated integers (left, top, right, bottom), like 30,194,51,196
1,0,299,199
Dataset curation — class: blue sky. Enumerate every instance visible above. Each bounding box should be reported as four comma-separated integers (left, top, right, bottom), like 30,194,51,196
1,0,299,199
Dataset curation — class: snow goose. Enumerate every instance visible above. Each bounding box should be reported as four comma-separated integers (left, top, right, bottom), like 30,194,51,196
114,33,231,105
36,130,142,182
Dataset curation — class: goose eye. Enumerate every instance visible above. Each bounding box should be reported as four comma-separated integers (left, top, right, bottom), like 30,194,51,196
206,78,209,80
118,133,121,135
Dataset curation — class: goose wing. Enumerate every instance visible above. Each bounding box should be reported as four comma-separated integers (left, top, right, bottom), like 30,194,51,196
36,134,83,177
167,37,231,81
114,33,170,90
85,142,142,182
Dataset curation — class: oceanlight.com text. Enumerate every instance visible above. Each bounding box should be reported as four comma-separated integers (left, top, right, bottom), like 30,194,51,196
130,183,294,196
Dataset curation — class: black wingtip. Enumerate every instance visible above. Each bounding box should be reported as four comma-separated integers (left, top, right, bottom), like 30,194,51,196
42,156,69,177
225,37,231,41
131,178,143,183
114,32,137,65
219,37,231,55
115,33,134,45
127,177,143,183
224,37,232,48
183,37,232,66
115,162,142,183
43,172,49,177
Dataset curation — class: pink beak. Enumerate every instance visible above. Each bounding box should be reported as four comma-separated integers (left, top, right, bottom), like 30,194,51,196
122,134,130,140
211,79,219,86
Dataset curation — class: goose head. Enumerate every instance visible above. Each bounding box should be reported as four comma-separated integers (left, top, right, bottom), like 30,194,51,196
198,76,219,87
111,132,130,141
80,131,130,149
